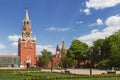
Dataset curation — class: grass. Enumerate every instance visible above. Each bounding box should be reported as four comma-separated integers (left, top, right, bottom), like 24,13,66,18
0,69,120,80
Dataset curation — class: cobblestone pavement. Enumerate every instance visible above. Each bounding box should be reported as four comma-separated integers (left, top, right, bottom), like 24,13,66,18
41,68,120,75
1,68,120,75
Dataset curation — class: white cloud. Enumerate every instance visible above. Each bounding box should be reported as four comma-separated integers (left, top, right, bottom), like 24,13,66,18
77,15,120,46
83,0,120,15
80,9,83,12
36,45,56,55
76,21,83,24
105,15,120,27
8,35,21,41
12,42,18,47
89,18,103,26
45,27,70,31
89,23,96,27
8,34,20,47
83,8,91,15
0,44,6,49
97,18,103,25
86,0,120,10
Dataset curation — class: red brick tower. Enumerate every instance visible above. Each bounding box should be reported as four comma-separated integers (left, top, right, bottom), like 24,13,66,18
18,8,36,68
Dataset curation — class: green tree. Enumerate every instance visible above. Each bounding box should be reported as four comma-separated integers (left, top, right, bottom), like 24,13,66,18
108,31,120,67
41,49,52,68
92,38,111,68
93,30,120,68
38,55,42,67
101,38,111,59
67,40,88,67
92,39,105,65
61,51,68,68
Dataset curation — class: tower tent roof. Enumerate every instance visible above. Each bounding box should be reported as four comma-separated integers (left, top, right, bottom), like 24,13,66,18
61,40,66,50
24,8,30,22
56,45,60,50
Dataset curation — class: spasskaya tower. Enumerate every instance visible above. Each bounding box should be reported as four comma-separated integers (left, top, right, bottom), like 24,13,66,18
18,8,36,68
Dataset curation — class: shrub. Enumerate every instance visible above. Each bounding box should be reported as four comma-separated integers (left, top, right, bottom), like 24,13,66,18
97,59,109,69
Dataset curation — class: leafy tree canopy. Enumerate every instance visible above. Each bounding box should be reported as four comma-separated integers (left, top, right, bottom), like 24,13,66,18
41,49,52,67
67,40,88,67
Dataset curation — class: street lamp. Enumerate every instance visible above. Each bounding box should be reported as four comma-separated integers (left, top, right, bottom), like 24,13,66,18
64,62,67,73
98,47,101,63
88,49,93,76
98,47,101,55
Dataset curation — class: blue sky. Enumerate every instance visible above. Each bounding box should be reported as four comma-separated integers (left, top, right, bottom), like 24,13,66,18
0,0,120,55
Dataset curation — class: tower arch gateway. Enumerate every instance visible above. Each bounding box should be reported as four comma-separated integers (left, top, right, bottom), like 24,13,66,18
18,8,36,68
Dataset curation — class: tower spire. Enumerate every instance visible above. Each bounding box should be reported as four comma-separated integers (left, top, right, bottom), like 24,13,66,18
61,39,66,54
56,44,60,50
22,8,32,39
24,8,30,22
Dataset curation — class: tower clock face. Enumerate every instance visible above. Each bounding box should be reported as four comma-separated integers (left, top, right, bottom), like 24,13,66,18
57,51,59,54
26,32,30,36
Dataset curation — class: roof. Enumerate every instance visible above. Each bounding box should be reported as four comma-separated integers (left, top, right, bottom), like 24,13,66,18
24,8,30,22
0,55,19,58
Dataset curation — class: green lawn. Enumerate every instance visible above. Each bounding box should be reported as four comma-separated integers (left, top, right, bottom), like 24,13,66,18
0,69,120,80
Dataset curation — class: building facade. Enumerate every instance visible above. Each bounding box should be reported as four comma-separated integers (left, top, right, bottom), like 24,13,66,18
48,40,66,68
0,55,19,67
18,8,36,68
